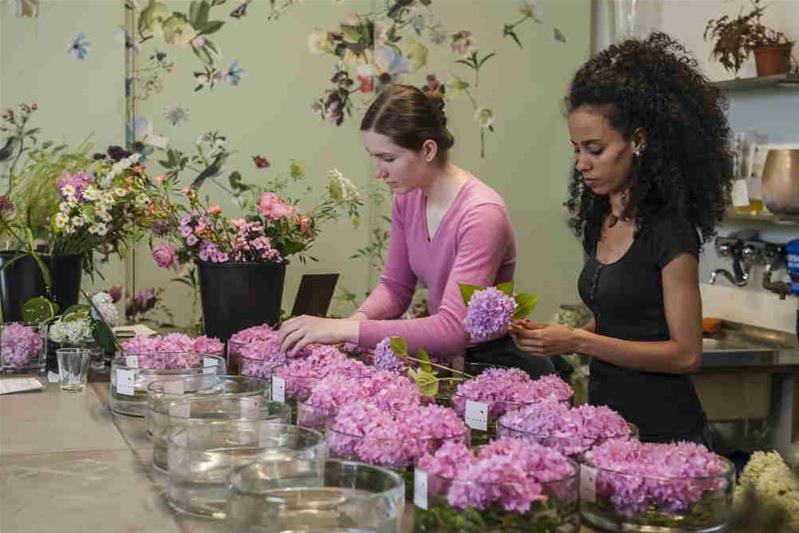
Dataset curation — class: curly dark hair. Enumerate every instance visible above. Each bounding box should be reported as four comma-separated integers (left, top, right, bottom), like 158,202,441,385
566,32,734,244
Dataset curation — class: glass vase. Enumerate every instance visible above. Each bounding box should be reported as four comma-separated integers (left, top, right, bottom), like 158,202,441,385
0,323,47,374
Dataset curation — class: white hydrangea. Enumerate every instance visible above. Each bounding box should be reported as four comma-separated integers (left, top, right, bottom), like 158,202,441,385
91,292,119,326
326,169,360,203
49,318,93,345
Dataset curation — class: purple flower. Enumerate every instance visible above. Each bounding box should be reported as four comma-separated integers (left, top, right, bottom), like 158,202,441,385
192,335,224,355
373,336,406,373
120,333,217,369
0,195,15,215
1,323,44,367
152,244,178,270
464,287,517,342
57,171,94,198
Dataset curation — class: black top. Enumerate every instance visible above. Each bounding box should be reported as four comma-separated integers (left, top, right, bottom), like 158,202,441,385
578,215,707,442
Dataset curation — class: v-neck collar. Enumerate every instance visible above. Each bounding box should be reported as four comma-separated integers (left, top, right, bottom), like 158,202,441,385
422,176,473,242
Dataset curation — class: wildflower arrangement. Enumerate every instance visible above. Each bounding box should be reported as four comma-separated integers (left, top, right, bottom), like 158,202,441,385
328,402,469,470
147,135,362,269
460,282,539,342
415,438,579,532
0,322,45,369
498,398,632,457
581,439,733,529
120,332,223,370
734,451,799,530
47,291,120,353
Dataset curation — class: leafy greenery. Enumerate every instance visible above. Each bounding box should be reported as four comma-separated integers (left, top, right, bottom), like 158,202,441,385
415,498,579,532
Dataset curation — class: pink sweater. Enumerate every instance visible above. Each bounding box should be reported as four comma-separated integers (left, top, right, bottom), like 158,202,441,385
358,176,516,358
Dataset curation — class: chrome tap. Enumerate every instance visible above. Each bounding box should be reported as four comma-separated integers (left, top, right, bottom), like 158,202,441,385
708,239,752,286
762,245,791,300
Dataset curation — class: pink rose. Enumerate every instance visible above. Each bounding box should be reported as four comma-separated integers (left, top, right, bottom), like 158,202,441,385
258,192,295,221
207,205,222,215
152,244,178,270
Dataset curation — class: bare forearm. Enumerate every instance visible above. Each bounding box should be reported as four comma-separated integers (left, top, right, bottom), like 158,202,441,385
348,312,367,321
573,328,700,374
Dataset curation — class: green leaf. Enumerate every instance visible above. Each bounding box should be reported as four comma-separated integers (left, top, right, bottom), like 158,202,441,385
512,293,539,320
458,283,483,305
229,170,251,191
554,28,567,43
204,39,220,58
408,368,439,397
415,348,433,373
92,320,118,352
455,59,475,69
197,0,210,27
21,297,59,324
0,252,26,272
28,251,51,288
61,303,91,320
189,0,201,26
477,52,496,68
495,281,515,296
199,20,224,35
389,336,408,356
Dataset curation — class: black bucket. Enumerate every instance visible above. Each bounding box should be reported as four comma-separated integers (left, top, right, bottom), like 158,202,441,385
0,251,82,322
197,260,286,342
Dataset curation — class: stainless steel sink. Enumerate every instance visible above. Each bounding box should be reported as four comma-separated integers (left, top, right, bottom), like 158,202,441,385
700,321,799,368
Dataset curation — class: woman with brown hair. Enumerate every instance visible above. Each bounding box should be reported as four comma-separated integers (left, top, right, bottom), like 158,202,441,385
279,84,553,376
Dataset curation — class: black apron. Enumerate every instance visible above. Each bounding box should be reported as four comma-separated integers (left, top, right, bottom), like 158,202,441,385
464,335,555,378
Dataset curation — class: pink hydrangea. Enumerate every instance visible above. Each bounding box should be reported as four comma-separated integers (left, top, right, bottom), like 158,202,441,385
499,399,630,456
229,324,276,345
274,349,350,399
418,437,574,513
453,368,572,419
372,337,406,374
192,335,224,355
585,439,730,516
120,333,221,369
328,403,468,468
464,287,517,342
1,323,44,367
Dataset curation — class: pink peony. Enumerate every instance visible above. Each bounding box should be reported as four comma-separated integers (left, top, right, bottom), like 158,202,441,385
1,323,44,367
152,244,178,270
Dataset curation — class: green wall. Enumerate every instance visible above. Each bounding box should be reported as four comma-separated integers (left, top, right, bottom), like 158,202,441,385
2,0,590,327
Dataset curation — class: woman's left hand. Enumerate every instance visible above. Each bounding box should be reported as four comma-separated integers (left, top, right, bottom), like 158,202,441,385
509,321,578,356
277,316,358,357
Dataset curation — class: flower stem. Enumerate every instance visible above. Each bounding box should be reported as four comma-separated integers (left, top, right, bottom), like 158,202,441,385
403,355,473,378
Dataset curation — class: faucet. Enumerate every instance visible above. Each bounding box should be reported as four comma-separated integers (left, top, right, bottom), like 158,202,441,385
762,245,791,300
708,239,752,286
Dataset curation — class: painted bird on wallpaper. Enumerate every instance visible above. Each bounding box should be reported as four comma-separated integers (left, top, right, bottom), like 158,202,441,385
190,151,230,190
0,138,17,162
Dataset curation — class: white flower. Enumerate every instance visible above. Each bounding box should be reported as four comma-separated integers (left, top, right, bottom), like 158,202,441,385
326,169,360,203
53,212,69,229
59,202,72,214
474,107,496,129
66,195,79,207
61,184,76,197
136,193,151,206
82,185,100,201
91,292,119,326
49,317,93,344
70,215,86,228
88,223,108,236
114,187,127,197
307,28,334,56
521,0,543,22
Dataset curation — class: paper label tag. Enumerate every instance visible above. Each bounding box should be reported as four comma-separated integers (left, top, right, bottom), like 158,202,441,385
464,400,488,431
0,378,45,395
580,464,597,503
124,355,139,369
163,380,184,395
47,371,60,383
240,396,261,418
731,179,750,207
271,376,286,403
413,469,429,510
115,368,136,396
168,401,190,418
203,357,219,375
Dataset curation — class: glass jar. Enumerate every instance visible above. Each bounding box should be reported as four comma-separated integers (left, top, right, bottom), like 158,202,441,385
497,420,639,458
579,456,734,532
452,393,554,446
167,422,326,519
0,323,47,374
226,458,404,533
109,353,226,417
414,459,580,533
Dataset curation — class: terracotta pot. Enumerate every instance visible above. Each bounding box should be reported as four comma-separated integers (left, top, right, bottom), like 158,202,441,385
753,43,793,76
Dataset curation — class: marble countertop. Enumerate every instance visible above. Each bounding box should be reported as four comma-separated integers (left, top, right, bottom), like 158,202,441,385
0,381,598,533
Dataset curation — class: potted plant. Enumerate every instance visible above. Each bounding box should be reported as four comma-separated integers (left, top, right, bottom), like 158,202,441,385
704,0,795,77
146,132,362,341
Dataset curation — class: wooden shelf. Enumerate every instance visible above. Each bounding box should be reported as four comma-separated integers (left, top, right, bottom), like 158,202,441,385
712,73,799,92
724,209,799,225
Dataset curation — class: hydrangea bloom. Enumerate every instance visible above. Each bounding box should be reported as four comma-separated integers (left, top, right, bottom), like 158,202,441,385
304,370,421,416
329,403,468,468
49,317,93,345
274,348,355,399
418,437,574,513
91,292,119,326
499,399,631,456
1,323,44,367
585,439,730,516
464,287,517,342
453,368,572,419
373,336,406,373
120,333,223,369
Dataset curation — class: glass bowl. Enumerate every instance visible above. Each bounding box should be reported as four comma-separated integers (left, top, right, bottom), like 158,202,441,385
167,421,325,519
109,353,226,417
0,323,47,374
579,455,735,532
226,458,404,532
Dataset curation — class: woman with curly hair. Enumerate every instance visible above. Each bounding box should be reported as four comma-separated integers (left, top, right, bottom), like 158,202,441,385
511,33,734,444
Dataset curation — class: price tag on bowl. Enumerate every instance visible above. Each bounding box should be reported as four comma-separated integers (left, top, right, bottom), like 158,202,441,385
580,464,597,503
464,400,488,431
203,357,219,375
124,356,139,368
115,368,136,396
413,469,429,510
271,376,286,403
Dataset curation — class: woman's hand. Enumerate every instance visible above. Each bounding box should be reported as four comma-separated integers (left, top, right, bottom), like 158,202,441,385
509,320,579,356
277,316,358,357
